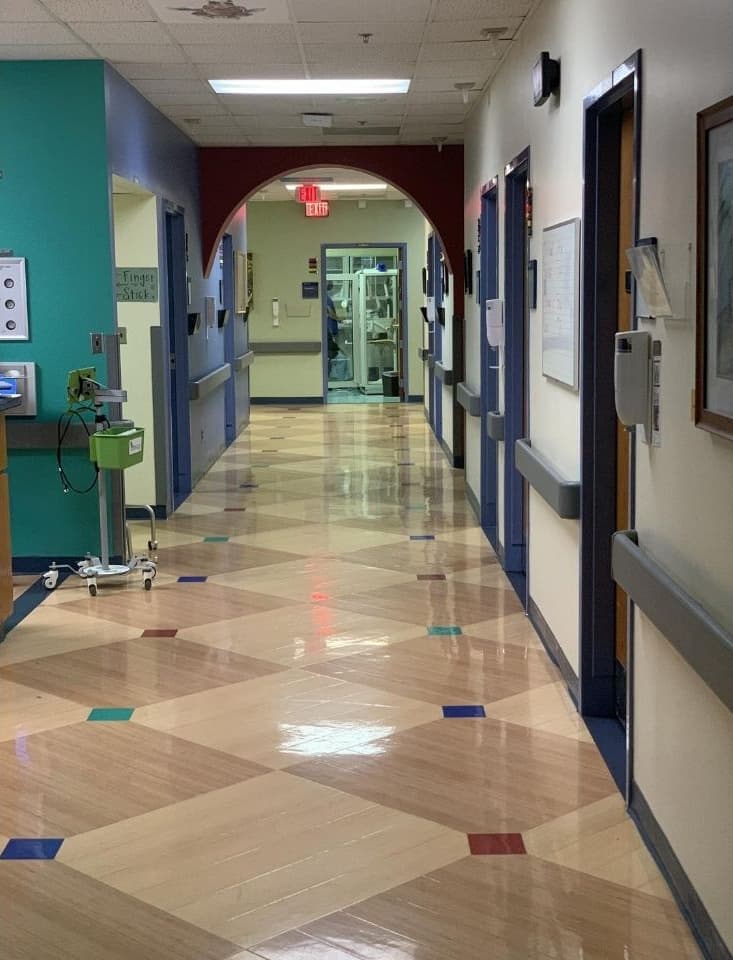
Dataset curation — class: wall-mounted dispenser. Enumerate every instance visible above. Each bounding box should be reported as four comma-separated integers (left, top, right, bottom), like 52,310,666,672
272,298,280,327
485,299,504,348
615,330,655,443
0,257,29,341
0,362,37,415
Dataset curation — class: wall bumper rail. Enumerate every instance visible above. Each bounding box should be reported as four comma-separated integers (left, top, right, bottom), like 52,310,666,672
417,347,429,362
8,421,88,449
456,382,480,417
612,530,733,714
233,350,254,372
250,341,321,355
434,362,453,385
189,363,231,402
515,438,580,519
486,412,504,442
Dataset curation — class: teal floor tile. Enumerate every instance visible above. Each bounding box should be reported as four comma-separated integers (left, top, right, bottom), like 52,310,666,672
203,536,229,543
87,707,135,722
427,626,463,636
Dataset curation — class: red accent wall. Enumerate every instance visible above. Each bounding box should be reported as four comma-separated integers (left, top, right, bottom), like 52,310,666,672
198,145,464,302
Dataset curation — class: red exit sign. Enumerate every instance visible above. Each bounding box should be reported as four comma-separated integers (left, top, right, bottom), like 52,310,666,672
297,184,321,203
305,200,330,218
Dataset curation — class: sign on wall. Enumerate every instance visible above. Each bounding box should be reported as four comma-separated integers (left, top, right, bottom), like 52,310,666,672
115,267,158,303
541,219,580,389
305,200,329,218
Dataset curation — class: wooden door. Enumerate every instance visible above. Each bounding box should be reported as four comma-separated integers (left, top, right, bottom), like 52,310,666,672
615,109,634,671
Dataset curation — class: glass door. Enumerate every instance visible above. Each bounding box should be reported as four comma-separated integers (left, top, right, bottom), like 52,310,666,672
326,273,357,389
357,269,399,394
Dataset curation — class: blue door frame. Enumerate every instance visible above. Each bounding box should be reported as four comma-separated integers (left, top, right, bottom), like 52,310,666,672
221,234,236,446
480,181,499,550
320,242,409,402
426,234,436,428
503,149,530,583
164,206,191,509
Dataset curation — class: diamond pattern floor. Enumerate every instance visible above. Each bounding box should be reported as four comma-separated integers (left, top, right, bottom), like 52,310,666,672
0,405,700,958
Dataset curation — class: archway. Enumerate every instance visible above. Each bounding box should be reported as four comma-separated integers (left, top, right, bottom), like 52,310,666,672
198,145,464,304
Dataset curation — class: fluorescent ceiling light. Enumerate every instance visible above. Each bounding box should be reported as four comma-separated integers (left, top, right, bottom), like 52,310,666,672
209,78,410,95
285,183,387,192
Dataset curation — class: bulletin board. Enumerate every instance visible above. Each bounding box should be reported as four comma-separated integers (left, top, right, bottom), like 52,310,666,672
541,218,580,389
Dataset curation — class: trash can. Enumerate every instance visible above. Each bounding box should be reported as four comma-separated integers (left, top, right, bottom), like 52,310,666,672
382,371,400,397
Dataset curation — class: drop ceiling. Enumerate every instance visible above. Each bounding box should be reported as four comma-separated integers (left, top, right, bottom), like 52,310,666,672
2,0,537,146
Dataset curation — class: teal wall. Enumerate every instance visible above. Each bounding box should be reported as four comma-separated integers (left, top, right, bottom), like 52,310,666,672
0,61,114,561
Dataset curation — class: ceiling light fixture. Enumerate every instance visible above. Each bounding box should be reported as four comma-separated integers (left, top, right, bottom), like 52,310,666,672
454,82,475,104
210,78,410,95
285,183,387,192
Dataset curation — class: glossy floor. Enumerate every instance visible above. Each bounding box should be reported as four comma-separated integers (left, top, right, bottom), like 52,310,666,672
0,405,699,959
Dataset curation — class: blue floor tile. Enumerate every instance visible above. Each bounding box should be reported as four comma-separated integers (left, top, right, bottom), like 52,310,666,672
1,838,64,860
442,705,486,718
410,534,435,541
178,575,207,583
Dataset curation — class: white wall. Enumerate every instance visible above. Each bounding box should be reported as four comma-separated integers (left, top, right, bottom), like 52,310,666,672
463,0,733,945
247,199,428,399
113,190,159,506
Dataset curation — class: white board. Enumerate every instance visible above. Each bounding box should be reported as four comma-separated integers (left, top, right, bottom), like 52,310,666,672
542,218,580,389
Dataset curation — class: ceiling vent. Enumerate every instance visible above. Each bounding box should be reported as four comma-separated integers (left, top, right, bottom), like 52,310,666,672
302,113,333,128
326,126,400,136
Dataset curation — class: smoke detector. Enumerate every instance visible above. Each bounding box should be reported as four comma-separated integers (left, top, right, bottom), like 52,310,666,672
454,82,475,104
358,32,373,44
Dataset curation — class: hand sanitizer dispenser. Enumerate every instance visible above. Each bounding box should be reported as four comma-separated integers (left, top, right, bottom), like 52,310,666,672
485,299,504,348
615,331,651,439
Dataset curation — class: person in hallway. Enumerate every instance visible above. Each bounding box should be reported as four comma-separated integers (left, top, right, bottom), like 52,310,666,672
326,281,340,362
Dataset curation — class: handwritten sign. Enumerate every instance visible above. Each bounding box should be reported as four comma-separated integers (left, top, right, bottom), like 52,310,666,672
542,219,580,389
116,267,158,303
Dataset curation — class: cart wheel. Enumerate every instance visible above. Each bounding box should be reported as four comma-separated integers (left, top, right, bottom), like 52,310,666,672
144,577,152,591
88,583,97,597
42,576,56,591
148,540,158,552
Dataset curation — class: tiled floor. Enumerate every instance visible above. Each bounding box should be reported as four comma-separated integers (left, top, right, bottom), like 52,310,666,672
0,405,700,958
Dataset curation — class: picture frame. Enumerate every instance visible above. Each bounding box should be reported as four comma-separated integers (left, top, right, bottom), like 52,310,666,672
696,94,733,439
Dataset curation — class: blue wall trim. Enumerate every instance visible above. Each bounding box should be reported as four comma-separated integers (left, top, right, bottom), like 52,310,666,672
480,183,499,542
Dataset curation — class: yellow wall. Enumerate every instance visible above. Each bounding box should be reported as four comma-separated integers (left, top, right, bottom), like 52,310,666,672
247,199,428,399
113,189,159,506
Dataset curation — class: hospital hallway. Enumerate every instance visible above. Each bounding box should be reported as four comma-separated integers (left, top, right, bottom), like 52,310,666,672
0,404,699,960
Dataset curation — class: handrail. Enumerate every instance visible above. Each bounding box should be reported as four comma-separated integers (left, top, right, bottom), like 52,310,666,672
612,530,733,714
434,361,454,386
233,350,254,372
189,363,231,402
250,340,321,355
487,412,504,441
515,438,580,519
456,382,480,417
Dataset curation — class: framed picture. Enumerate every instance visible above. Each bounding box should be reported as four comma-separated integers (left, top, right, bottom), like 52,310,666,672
696,94,733,438
234,250,253,316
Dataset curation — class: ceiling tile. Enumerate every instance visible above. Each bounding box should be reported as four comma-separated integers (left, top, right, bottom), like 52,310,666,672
421,41,506,61
0,21,79,42
166,22,296,43
0,42,94,58
408,90,476,103
148,91,221,105
307,62,416,79
297,22,424,43
116,61,202,79
93,42,185,61
247,133,323,144
196,62,305,79
433,0,532,18
303,42,420,62
147,0,291,23
426,17,523,41
225,96,313,115
70,21,170,43
408,101,469,114
322,135,400,145
0,1,52,21
414,62,491,80
292,0,430,21
183,42,302,62
182,115,244,127
41,0,155,20
410,77,477,91
133,77,212,95
165,102,230,115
